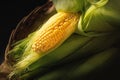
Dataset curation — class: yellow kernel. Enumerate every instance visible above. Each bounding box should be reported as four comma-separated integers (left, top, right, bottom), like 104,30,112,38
32,12,79,53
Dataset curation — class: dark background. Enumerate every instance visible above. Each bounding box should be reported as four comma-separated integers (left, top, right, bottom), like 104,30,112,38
0,0,48,63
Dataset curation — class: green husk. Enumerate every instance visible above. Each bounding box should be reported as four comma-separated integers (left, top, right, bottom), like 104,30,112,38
52,0,90,12
17,34,91,79
36,47,119,80
77,0,120,36
59,33,120,64
19,32,120,80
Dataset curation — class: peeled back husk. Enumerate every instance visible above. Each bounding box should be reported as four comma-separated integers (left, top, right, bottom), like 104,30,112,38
77,0,120,36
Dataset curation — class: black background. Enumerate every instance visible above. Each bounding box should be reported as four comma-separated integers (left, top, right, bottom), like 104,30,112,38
0,0,48,63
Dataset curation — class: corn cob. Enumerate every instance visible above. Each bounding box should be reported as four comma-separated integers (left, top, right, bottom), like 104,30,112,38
36,47,119,80
8,12,79,79
19,12,79,58
31,12,79,53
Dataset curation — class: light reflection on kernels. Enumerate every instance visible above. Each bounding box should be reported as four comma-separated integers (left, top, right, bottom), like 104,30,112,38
32,12,78,53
